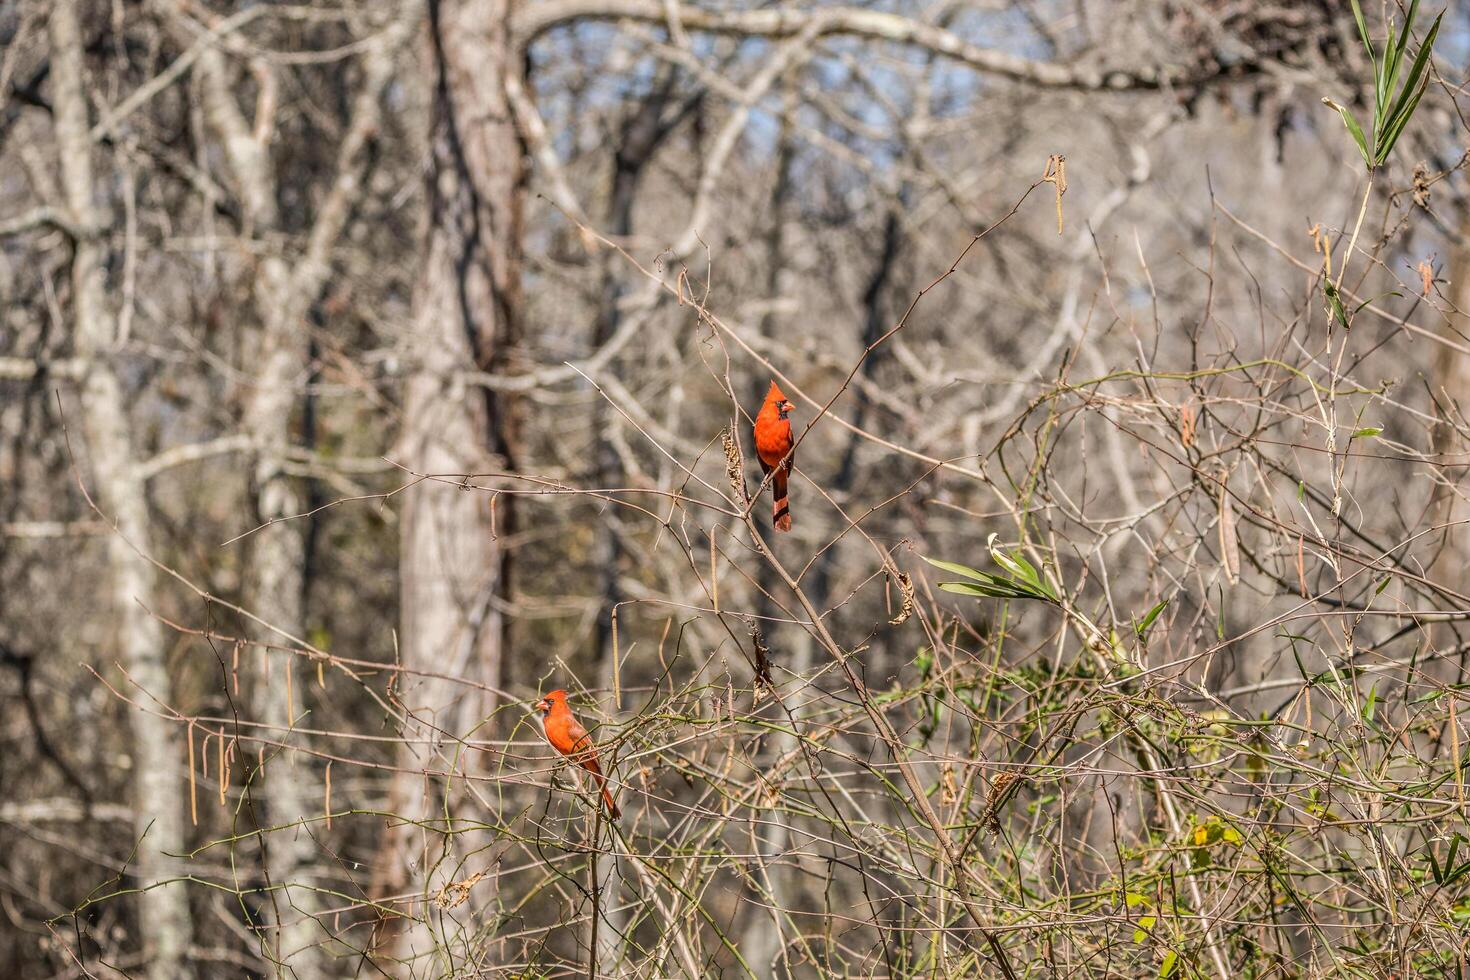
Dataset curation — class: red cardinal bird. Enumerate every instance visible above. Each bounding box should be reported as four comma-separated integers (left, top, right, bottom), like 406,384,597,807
534,690,620,819
753,381,795,532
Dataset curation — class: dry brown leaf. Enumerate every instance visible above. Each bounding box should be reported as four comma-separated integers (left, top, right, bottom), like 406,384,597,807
888,567,915,625
1179,401,1196,449
1042,154,1067,235
433,870,487,910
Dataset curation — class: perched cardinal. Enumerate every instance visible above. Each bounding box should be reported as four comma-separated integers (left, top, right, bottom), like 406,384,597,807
753,381,795,532
534,689,620,819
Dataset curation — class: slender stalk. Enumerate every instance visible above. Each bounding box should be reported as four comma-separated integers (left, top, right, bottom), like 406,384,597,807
1334,170,1375,294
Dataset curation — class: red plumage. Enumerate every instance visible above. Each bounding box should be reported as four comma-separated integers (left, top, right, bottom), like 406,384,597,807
753,381,795,532
535,689,620,819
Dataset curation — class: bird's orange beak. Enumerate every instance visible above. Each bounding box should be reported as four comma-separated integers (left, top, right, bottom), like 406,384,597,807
533,697,551,713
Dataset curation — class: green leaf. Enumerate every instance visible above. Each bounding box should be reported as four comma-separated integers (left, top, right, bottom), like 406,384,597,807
1377,11,1442,165
939,578,1048,601
1333,103,1372,168
1125,892,1148,908
1133,914,1156,943
1324,280,1352,328
986,538,1049,596
928,541,1058,604
1135,598,1170,641
1159,950,1179,979
914,646,933,677
1353,426,1382,439
1382,0,1422,111
921,556,990,582
939,581,1023,599
1354,290,1402,315
1349,0,1374,66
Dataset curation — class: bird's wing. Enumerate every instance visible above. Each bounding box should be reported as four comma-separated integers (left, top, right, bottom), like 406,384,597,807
565,716,591,752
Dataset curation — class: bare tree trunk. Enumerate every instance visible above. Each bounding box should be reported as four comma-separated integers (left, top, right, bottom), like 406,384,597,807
49,3,194,976
380,0,522,970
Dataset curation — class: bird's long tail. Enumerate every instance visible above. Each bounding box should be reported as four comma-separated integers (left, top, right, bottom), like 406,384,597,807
772,468,792,532
584,759,621,819
599,782,621,820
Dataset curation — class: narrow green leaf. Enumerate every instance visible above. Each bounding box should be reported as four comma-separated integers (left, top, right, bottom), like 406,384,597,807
1352,426,1382,439
1354,290,1402,315
1159,950,1179,979
1382,0,1422,112
938,581,1015,599
921,556,990,582
1011,552,1043,586
1350,0,1374,65
1325,280,1352,328
939,578,1047,601
1291,645,1309,680
990,548,1030,581
1135,598,1170,640
1377,11,1443,165
1332,104,1372,168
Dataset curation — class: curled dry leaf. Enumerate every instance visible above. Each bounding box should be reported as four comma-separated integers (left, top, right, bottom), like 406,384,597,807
1042,153,1067,236
1179,401,1196,449
888,567,915,625
984,769,1022,832
1418,257,1435,296
1413,161,1431,208
746,617,774,692
434,870,487,910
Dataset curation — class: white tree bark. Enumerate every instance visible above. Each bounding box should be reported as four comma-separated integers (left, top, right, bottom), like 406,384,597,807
381,0,520,971
49,2,194,976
